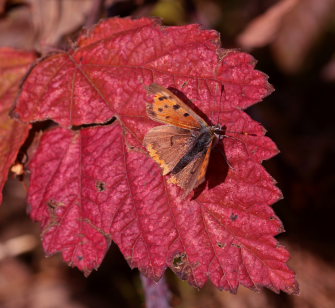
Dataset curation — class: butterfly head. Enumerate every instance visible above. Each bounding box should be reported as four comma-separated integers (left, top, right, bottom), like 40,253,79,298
211,124,226,140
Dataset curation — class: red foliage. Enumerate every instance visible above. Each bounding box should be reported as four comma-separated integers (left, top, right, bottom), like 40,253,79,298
13,18,298,294
0,48,35,204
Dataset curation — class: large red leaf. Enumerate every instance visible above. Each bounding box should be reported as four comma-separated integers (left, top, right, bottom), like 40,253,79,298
14,17,272,127
17,18,298,294
0,48,35,204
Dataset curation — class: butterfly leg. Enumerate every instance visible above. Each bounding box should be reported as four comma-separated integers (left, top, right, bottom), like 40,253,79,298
217,144,235,171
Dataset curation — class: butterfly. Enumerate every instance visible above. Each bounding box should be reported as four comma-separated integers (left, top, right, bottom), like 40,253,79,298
143,83,225,198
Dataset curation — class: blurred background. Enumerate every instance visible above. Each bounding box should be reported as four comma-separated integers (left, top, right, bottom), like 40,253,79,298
1,0,335,307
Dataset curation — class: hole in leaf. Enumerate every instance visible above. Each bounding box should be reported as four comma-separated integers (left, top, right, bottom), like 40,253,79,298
173,252,187,269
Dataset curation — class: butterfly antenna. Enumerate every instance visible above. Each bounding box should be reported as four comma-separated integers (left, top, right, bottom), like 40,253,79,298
226,130,258,137
216,142,235,171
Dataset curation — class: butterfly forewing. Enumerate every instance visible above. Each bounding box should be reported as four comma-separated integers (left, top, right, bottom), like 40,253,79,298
146,83,208,130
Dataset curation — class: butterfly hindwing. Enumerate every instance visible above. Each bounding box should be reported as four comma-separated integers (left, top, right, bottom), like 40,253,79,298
168,138,214,197
146,83,208,130
143,125,197,175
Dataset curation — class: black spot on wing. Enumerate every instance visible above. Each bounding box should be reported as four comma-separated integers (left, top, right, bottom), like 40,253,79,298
158,108,163,112
148,109,157,117
183,113,190,117
173,104,181,110
158,96,168,101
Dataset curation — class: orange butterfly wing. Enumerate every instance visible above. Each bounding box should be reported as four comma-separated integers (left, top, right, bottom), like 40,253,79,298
146,83,208,130
168,138,214,197
144,83,216,198
143,125,197,175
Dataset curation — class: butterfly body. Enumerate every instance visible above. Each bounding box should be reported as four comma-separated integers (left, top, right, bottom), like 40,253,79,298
143,83,224,197
171,127,215,175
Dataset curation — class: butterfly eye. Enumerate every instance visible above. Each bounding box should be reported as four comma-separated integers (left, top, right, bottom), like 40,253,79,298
213,125,225,135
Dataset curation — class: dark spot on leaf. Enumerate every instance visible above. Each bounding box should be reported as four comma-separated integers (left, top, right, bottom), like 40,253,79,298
158,108,163,112
183,113,189,117
231,243,243,248
158,96,167,101
173,104,180,110
172,252,199,281
173,252,187,268
230,213,238,221
47,199,63,209
217,242,226,248
96,180,106,192
77,255,84,261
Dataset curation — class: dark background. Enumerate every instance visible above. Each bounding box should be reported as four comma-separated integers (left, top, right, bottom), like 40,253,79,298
1,0,335,307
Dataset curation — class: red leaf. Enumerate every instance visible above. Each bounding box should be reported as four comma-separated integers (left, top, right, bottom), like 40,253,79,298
20,18,298,294
0,48,35,204
14,17,272,127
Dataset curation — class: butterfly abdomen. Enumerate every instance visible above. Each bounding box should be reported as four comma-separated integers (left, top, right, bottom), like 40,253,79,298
171,128,213,175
